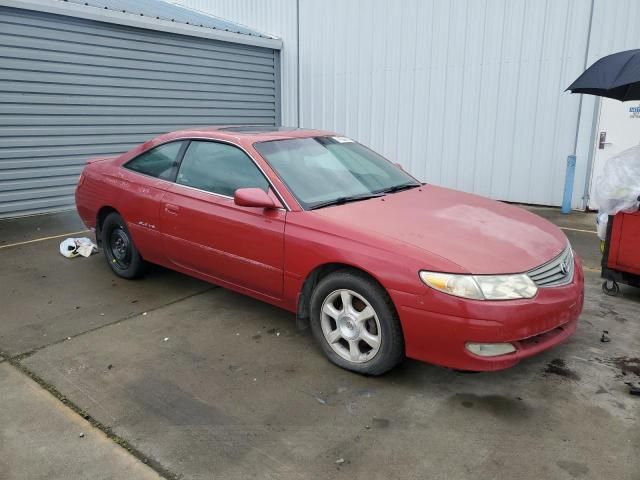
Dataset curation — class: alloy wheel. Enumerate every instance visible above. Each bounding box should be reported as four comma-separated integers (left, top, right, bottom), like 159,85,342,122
320,289,382,363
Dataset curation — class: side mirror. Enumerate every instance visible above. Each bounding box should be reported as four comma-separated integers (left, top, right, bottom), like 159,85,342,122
234,188,276,209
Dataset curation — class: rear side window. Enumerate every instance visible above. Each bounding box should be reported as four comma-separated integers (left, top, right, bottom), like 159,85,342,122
124,141,184,181
176,141,269,196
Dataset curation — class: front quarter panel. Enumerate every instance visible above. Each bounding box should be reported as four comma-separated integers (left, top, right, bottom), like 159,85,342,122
281,211,461,310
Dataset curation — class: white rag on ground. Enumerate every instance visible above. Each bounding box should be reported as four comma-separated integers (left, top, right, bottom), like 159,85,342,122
59,237,97,258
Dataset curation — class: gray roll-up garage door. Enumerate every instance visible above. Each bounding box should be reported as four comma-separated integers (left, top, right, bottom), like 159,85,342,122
0,5,280,218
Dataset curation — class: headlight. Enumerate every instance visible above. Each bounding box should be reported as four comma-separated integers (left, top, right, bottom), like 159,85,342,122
419,271,537,300
419,272,484,300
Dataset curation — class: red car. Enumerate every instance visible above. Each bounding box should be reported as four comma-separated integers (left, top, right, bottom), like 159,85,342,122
76,126,584,375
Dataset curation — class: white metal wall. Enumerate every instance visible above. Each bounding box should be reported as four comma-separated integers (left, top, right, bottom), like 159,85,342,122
175,0,639,208
573,0,640,208
298,0,594,207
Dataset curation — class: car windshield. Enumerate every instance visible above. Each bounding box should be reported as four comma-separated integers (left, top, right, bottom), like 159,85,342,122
254,136,420,209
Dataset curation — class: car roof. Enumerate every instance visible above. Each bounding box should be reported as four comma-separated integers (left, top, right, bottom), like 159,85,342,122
154,126,337,144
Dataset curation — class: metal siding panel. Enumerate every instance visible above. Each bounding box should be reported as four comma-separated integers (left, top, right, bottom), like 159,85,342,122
0,6,278,218
273,49,282,125
294,0,594,206
173,0,298,126
1,14,275,60
62,0,271,38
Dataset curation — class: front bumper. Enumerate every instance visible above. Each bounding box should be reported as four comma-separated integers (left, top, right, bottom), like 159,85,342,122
390,255,585,371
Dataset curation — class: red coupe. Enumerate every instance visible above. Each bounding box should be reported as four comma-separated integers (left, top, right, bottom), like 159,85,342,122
76,126,584,375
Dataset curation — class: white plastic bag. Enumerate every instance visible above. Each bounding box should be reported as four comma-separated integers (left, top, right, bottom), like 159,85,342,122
596,212,608,241
59,237,97,258
593,145,640,215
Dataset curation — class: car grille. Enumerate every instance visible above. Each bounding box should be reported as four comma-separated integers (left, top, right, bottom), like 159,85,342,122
527,245,574,287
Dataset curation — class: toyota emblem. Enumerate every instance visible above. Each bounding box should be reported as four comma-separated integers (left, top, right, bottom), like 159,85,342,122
560,260,569,275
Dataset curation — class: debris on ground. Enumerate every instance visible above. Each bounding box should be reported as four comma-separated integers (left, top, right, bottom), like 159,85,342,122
59,238,97,258
163,337,169,342
543,359,581,381
612,356,640,376
335,458,345,464
357,389,375,398
79,432,85,438
600,330,611,343
314,395,327,405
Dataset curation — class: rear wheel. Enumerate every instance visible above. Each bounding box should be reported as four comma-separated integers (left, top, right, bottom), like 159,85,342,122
310,270,404,375
101,212,146,279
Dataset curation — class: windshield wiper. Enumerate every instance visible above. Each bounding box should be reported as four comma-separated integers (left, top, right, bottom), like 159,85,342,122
309,192,385,210
375,182,421,194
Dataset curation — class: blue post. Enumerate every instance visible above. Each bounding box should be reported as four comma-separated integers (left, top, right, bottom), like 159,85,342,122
561,155,576,214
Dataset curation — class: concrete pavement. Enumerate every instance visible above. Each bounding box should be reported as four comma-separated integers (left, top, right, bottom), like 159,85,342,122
0,362,161,480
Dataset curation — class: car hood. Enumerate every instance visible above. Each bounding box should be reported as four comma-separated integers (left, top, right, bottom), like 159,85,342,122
311,185,568,274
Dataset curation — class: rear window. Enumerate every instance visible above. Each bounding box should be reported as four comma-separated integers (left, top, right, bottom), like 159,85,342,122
124,141,184,181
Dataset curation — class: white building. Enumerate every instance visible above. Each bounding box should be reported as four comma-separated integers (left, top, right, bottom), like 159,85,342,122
1,0,639,217
176,0,640,210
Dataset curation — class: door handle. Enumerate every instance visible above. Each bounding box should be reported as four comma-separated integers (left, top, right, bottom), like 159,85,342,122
599,131,612,149
164,204,180,215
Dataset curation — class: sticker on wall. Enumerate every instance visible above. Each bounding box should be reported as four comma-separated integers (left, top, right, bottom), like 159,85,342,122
332,136,354,143
629,105,640,119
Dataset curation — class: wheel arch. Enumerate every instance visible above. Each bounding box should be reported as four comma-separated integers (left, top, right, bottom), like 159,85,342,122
296,262,393,329
95,206,119,246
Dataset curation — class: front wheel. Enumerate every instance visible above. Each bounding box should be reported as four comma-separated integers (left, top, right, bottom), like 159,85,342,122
101,212,146,279
310,270,404,375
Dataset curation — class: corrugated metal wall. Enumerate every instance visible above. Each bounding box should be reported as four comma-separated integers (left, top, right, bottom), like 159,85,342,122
174,0,299,126
298,0,593,207
177,0,629,208
0,6,280,218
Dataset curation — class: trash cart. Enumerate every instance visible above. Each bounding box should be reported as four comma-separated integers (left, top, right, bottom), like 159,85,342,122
567,49,640,296
601,209,640,296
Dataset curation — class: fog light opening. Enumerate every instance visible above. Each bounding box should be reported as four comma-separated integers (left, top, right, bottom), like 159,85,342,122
465,342,516,357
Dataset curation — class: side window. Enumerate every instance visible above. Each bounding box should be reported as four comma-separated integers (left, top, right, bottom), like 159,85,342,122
176,141,269,196
124,141,184,181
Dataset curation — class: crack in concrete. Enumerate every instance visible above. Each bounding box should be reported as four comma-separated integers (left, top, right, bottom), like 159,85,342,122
2,286,218,480
9,286,216,362
7,359,179,480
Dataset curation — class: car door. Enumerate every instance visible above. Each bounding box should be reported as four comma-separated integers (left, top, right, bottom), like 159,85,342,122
118,140,187,264
159,140,286,299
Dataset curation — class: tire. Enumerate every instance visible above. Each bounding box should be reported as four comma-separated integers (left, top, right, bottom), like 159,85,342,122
602,280,620,297
309,269,404,375
101,212,146,279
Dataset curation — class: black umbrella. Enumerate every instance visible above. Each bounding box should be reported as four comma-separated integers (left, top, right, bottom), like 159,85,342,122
567,49,640,101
